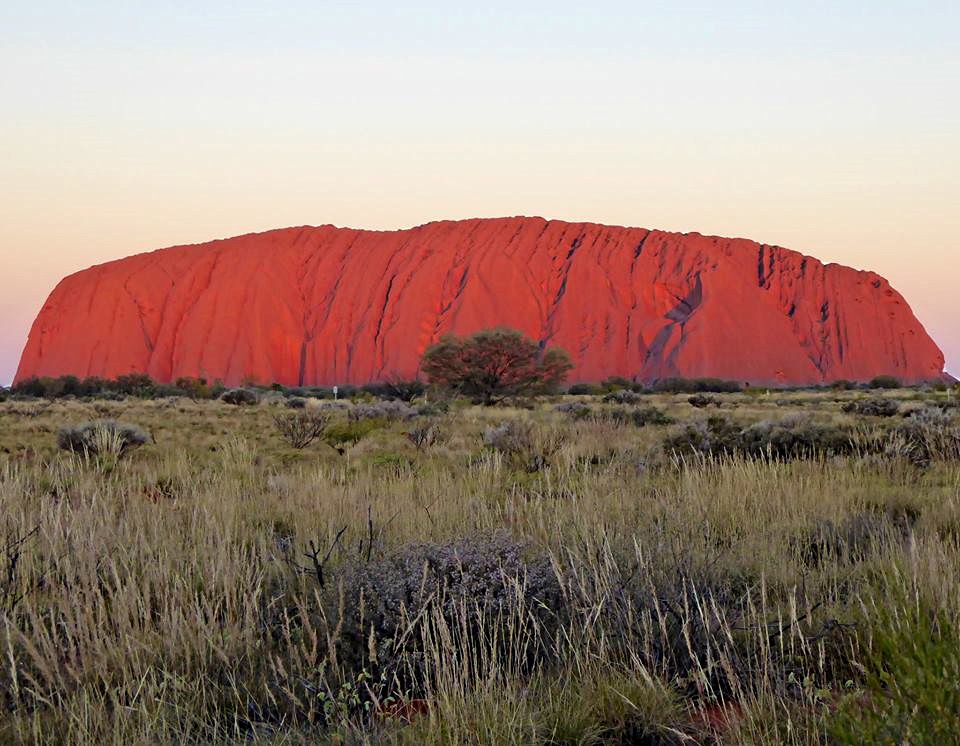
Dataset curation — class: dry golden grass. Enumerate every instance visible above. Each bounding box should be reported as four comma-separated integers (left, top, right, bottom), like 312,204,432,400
0,388,958,744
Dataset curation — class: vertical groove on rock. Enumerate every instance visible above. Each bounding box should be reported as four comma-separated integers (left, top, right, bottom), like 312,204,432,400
373,274,396,373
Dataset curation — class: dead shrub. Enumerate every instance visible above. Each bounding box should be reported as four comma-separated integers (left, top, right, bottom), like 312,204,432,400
483,421,565,472
57,420,150,459
273,410,331,449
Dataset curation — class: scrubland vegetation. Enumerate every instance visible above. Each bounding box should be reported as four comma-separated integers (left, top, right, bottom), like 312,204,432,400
1,378,960,744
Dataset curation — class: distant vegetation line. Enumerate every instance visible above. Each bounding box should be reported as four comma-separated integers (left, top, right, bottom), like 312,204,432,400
4,371,946,403
9,329,944,403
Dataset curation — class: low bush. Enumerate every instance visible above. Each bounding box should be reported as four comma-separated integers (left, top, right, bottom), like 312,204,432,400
531,669,685,745
362,379,426,402
10,376,53,398
606,407,674,427
220,388,260,406
329,532,563,681
886,407,960,466
599,376,643,393
688,394,720,409
868,375,901,390
567,383,601,396
652,377,742,394
602,390,642,405
173,377,216,399
415,401,449,417
348,401,418,422
664,414,855,461
286,386,330,399
57,420,150,459
483,421,565,472
740,416,856,460
632,406,674,427
323,419,382,454
841,398,900,417
555,401,592,420
369,452,416,475
830,379,859,391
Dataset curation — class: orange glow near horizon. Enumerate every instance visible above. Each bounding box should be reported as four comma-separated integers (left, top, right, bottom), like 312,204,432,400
1,4,957,382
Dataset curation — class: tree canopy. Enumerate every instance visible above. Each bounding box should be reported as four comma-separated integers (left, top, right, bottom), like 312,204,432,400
421,328,573,405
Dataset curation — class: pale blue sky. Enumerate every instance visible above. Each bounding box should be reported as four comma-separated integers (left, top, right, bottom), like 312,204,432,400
2,2,958,382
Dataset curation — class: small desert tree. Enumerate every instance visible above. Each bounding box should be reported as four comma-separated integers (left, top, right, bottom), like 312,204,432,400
421,328,573,405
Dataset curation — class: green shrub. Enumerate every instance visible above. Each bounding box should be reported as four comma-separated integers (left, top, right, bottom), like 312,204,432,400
662,416,737,458
323,419,381,453
688,393,720,409
286,386,327,399
739,417,854,460
108,373,156,397
11,374,165,399
13,376,73,398
868,375,900,390
664,415,855,461
530,669,685,744
606,406,674,427
652,377,742,394
361,379,426,402
567,383,601,396
10,376,45,397
599,376,642,393
829,606,960,744
369,452,415,475
841,398,900,417
174,377,212,399
632,407,674,427
830,379,859,391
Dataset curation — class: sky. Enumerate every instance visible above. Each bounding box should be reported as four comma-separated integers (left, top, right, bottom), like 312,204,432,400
1,1,957,384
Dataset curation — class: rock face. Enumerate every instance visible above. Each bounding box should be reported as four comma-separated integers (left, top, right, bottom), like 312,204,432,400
16,217,946,387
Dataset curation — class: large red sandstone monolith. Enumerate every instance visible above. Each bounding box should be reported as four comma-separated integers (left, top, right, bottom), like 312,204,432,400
15,217,946,387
